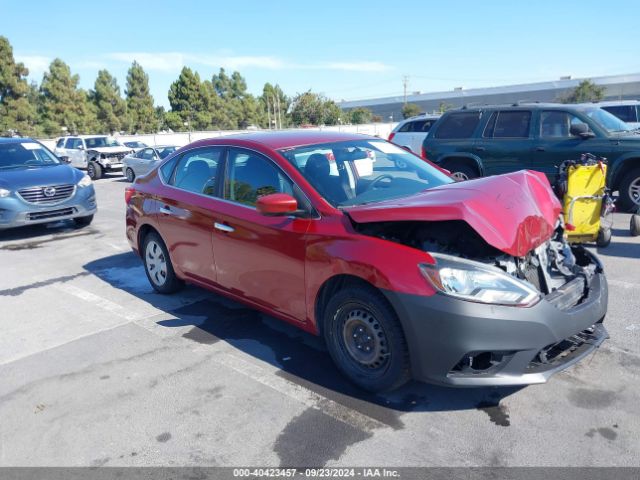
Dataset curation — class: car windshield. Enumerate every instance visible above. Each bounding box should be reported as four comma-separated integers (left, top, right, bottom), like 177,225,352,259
0,142,60,169
126,141,145,148
279,139,453,207
157,146,177,159
85,136,122,148
579,107,632,133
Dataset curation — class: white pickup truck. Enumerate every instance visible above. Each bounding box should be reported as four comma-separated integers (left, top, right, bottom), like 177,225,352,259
54,135,133,179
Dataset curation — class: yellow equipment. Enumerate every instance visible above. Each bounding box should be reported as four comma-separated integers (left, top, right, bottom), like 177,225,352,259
558,154,613,247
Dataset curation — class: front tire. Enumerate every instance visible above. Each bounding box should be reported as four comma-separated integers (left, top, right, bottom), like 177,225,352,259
142,231,183,294
630,214,640,237
596,227,612,248
87,161,103,180
323,285,410,392
125,168,135,182
618,167,640,212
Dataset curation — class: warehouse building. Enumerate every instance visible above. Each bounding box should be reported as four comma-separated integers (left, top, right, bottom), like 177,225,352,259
338,73,640,121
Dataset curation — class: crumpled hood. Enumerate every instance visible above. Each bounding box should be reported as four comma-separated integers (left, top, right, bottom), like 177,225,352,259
345,170,562,257
86,146,131,154
0,165,83,190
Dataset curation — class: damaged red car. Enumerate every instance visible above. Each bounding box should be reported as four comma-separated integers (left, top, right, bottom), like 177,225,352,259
125,131,608,392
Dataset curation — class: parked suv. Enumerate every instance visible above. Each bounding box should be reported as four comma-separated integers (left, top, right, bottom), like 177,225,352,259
54,135,133,180
388,114,440,154
422,103,640,211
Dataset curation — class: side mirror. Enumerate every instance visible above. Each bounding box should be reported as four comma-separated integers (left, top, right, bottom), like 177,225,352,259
59,156,71,163
570,123,595,139
256,193,298,216
77,144,85,150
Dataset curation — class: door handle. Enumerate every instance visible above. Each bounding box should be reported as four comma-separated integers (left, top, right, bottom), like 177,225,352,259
474,146,486,152
159,205,173,215
214,222,235,233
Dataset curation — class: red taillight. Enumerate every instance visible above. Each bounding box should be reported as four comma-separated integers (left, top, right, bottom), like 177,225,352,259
421,146,427,159
125,187,135,204
388,132,395,142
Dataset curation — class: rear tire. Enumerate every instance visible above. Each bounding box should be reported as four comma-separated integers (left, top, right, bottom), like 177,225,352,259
73,215,93,227
618,167,640,212
446,161,478,181
323,285,410,392
142,231,183,294
630,214,640,237
87,161,103,180
596,227,612,248
125,168,136,182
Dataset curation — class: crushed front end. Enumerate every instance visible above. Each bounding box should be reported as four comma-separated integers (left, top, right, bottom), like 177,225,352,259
358,219,608,387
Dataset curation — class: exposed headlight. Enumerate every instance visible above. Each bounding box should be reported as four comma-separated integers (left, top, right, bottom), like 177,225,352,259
77,174,92,188
0,188,10,198
419,253,540,307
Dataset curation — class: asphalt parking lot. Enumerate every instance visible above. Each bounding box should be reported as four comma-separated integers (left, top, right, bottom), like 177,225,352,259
0,173,639,467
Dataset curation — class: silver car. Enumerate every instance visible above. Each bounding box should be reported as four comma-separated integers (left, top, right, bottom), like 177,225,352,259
122,145,178,182
0,138,97,230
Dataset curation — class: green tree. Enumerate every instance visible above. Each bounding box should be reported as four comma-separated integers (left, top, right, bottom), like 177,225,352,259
0,36,38,136
125,61,157,133
438,101,453,113
348,107,373,124
210,68,265,129
561,80,605,104
168,67,209,130
401,103,421,119
39,58,97,136
90,69,127,133
290,91,342,126
260,83,290,129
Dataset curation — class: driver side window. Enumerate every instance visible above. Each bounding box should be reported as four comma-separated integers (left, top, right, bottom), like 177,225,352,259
540,111,590,138
171,147,222,196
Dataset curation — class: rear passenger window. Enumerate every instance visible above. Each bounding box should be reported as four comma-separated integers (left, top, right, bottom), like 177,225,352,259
171,147,222,195
484,111,531,138
56,138,65,148
602,105,637,123
398,122,412,132
434,112,481,139
159,157,178,182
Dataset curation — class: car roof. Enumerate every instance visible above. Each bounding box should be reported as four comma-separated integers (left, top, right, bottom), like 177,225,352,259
0,137,37,144
196,131,379,150
400,114,441,122
587,100,640,106
447,102,602,112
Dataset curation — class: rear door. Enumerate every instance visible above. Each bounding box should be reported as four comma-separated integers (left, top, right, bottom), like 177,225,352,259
531,110,613,182
155,146,224,285
408,119,438,153
474,110,534,176
136,148,158,176
211,147,312,323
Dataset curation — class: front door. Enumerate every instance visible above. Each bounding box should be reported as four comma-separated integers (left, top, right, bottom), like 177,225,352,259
155,146,224,285
474,110,534,177
137,148,159,176
531,110,613,182
66,138,86,168
211,147,311,323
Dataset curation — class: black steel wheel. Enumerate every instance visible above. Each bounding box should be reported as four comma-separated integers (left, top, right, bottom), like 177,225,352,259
323,285,410,392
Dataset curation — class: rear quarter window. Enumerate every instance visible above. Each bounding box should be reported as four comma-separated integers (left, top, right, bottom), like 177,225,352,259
434,112,481,139
602,105,637,123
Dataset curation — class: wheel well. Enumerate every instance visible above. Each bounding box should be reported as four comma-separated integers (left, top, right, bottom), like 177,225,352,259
442,157,480,175
137,224,159,253
314,274,385,335
612,159,640,190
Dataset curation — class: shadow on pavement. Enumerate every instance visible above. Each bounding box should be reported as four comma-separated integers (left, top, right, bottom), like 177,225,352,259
84,252,522,424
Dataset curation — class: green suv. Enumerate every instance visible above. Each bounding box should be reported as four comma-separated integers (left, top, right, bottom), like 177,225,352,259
422,103,640,211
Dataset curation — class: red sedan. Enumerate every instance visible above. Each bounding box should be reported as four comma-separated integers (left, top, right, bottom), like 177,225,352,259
125,131,608,391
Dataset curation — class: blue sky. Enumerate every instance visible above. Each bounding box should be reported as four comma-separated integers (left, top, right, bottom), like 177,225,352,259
4,0,640,108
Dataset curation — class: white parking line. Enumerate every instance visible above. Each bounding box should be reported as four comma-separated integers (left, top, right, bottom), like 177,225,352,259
608,279,640,289
53,283,142,321
213,352,387,432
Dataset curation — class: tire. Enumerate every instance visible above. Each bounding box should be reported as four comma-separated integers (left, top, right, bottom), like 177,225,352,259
73,215,94,227
446,161,478,181
323,285,410,392
87,161,103,180
125,168,136,183
630,214,640,237
142,231,183,294
617,167,640,212
596,227,612,248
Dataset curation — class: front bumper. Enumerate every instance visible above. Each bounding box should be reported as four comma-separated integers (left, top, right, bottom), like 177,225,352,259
0,186,97,230
383,266,608,387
